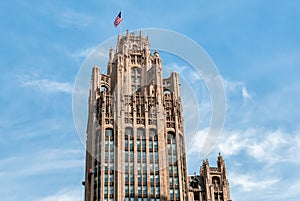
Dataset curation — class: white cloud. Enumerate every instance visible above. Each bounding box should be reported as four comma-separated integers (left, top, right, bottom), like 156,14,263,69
0,148,83,178
35,188,83,201
242,86,251,100
218,128,300,163
224,79,252,101
230,172,279,192
164,62,188,75
19,76,73,94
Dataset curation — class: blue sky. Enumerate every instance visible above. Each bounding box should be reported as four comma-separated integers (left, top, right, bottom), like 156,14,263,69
1,0,300,200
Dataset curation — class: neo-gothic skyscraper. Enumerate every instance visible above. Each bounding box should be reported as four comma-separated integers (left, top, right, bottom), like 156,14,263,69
84,31,188,201
83,30,232,201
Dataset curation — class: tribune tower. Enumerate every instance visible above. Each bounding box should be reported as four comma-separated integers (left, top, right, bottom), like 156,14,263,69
84,31,188,201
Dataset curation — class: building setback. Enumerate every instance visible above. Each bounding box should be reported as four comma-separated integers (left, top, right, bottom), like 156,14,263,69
83,30,231,201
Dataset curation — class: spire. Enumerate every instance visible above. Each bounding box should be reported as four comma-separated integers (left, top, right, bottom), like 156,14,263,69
217,152,224,168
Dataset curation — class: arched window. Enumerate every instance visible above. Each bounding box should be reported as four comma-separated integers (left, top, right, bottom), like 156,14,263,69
101,85,108,92
149,129,157,138
212,176,220,187
137,128,145,138
105,128,113,137
131,67,141,93
125,127,133,137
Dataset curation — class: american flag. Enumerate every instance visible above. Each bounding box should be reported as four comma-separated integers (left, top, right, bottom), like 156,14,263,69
114,11,122,27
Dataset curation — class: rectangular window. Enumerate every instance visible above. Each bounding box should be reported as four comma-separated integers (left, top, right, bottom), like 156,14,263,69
130,185,134,194
142,151,146,159
155,164,159,171
104,186,108,194
174,178,179,185
150,175,154,183
110,186,114,194
154,141,158,149
169,166,172,173
138,186,142,194
170,189,174,197
214,193,218,200
154,152,158,160
143,185,147,195
110,174,114,182
175,189,179,198
130,174,134,182
150,152,153,160
130,139,134,147
142,163,146,170
150,163,154,170
125,173,129,182
156,186,160,195
169,177,173,186
149,141,153,149
143,174,147,183
142,140,146,148
125,185,129,194
150,186,154,195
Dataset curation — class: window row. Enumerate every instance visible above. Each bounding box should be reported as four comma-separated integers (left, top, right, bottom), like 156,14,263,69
124,139,158,149
125,174,160,183
125,185,160,196
125,198,161,201
125,128,158,138
170,189,180,198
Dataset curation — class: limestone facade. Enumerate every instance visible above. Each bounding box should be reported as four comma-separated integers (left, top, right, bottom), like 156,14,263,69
188,154,231,201
83,31,231,201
